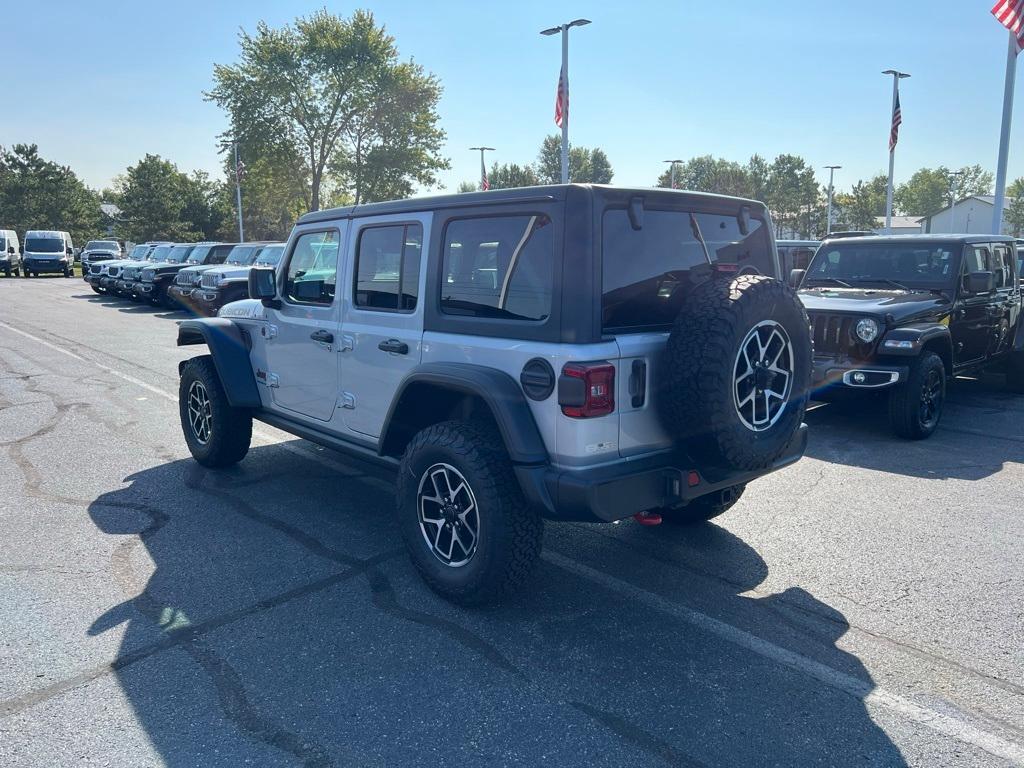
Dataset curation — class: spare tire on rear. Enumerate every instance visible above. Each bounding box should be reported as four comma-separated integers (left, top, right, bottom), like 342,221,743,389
662,274,811,471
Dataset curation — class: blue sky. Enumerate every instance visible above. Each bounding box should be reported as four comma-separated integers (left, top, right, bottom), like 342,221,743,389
2,0,1021,198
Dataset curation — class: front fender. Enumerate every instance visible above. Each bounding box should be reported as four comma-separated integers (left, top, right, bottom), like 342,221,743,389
176,318,261,408
879,323,950,356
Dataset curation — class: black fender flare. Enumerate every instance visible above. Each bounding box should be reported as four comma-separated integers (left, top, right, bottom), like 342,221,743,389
176,318,261,408
381,362,548,465
879,323,951,358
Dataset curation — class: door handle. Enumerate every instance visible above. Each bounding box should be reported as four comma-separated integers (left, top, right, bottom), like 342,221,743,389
310,329,334,344
378,339,409,355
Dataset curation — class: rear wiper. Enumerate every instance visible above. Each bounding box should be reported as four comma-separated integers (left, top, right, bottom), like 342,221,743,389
807,277,852,288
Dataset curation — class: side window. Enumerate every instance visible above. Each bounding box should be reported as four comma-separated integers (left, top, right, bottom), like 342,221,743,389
962,246,990,292
993,245,1015,289
354,223,423,311
441,215,552,321
285,230,339,305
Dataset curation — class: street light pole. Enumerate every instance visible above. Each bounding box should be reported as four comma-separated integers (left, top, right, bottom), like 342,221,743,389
233,142,244,243
541,19,590,184
947,170,964,233
469,147,495,191
882,69,910,234
663,159,683,189
824,165,841,236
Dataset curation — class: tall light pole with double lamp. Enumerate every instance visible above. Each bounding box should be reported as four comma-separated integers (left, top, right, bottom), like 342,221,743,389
882,69,910,234
947,169,965,233
540,18,590,184
664,159,683,189
824,165,841,236
469,146,495,191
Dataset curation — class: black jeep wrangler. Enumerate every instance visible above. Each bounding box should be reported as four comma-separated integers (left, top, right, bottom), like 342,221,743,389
794,234,1023,438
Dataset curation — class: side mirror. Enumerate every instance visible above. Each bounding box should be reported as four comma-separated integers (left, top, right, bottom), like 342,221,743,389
249,266,279,306
66,247,73,256
6,246,13,255
789,269,806,288
965,270,994,294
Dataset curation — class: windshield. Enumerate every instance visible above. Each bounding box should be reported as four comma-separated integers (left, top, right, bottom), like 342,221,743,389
255,244,284,266
86,240,118,251
188,245,213,263
25,237,63,253
805,243,958,289
128,245,149,260
166,246,193,263
602,208,774,332
148,245,172,262
226,245,260,265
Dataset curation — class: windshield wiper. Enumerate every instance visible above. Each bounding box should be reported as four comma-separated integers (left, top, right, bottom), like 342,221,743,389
807,277,852,288
852,278,909,291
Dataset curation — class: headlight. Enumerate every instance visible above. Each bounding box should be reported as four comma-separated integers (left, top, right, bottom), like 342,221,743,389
212,273,225,287
141,269,156,282
855,317,879,343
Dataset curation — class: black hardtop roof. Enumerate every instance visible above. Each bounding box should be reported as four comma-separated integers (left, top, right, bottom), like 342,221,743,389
297,184,767,225
822,234,1016,246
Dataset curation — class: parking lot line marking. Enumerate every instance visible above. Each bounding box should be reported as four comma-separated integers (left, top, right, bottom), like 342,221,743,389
543,551,1024,765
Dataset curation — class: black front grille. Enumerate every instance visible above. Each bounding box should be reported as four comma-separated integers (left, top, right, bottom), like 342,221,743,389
809,313,856,357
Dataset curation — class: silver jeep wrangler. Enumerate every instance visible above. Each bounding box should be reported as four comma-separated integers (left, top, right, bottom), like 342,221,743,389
176,185,812,604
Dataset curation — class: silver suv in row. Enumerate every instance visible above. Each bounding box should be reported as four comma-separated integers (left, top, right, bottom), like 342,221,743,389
176,185,812,604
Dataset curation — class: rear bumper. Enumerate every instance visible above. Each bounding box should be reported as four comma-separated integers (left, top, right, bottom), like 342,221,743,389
811,357,908,390
516,424,809,523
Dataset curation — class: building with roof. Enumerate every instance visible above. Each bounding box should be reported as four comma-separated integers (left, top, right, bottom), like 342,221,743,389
921,195,1017,235
872,215,924,235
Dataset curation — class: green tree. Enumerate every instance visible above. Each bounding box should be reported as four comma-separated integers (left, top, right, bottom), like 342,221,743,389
655,155,751,197
208,9,447,211
765,154,818,237
1004,177,1024,237
833,174,889,231
114,155,206,242
456,180,477,194
222,143,310,240
895,165,994,217
0,144,101,243
487,162,541,190
536,135,613,183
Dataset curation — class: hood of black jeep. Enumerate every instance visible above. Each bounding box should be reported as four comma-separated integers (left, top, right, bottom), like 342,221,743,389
799,287,952,322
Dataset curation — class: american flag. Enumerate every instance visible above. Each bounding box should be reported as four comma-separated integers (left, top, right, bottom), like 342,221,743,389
482,173,490,192
889,92,902,152
554,66,567,128
992,1,1024,51
235,159,246,183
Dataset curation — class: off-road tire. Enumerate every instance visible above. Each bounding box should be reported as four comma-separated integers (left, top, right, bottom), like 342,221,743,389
178,355,252,468
1005,352,1024,394
397,420,543,605
662,274,811,470
63,267,71,278
889,351,945,439
657,484,746,525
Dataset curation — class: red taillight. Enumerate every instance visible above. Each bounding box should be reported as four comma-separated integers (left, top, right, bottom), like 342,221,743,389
560,362,615,418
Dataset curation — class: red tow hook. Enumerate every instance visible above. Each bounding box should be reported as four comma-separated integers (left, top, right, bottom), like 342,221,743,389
633,510,662,526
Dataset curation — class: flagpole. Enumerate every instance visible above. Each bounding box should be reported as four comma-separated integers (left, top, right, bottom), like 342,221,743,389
882,70,909,234
469,146,495,191
541,19,589,185
992,30,1018,235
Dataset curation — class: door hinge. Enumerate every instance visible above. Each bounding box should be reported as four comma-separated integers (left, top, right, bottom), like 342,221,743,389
340,334,355,352
261,324,278,339
268,373,280,388
340,392,355,409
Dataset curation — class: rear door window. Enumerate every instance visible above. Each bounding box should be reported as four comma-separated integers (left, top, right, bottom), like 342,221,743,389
354,223,423,311
602,208,772,332
441,215,552,321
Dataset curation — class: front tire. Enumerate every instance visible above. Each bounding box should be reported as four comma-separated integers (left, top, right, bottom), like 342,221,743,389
398,421,543,605
889,351,945,439
178,355,252,468
657,484,746,525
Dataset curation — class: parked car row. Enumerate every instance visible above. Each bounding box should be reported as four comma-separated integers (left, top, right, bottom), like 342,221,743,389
83,240,284,314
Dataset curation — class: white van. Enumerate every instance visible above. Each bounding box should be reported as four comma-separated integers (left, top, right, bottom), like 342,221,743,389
23,230,75,277
0,229,21,277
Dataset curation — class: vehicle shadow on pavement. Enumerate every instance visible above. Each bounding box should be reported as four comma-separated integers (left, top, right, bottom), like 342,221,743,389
804,375,1024,480
80,444,908,767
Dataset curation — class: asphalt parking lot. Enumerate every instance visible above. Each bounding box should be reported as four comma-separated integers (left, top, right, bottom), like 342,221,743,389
1,276,1023,767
